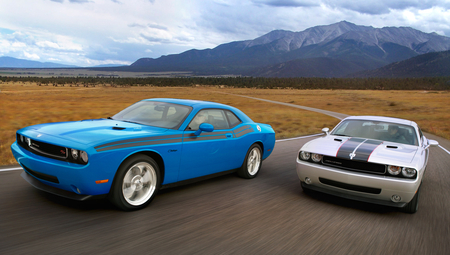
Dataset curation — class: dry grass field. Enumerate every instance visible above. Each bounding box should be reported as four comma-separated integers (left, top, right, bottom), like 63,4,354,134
1,81,449,165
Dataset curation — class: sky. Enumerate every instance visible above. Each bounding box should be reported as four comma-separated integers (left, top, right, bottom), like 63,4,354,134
1,0,450,67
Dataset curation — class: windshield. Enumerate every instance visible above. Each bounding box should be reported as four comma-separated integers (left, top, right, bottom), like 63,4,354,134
112,101,192,129
331,120,418,146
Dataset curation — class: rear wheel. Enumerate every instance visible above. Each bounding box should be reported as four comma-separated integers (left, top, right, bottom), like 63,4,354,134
237,144,262,179
402,184,421,214
109,155,160,211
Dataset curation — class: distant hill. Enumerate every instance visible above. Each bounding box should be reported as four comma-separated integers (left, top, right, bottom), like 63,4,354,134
251,57,364,78
0,56,78,68
124,21,450,77
350,50,450,77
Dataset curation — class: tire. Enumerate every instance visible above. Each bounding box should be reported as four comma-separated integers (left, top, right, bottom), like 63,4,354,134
237,143,262,179
402,184,421,214
109,155,160,211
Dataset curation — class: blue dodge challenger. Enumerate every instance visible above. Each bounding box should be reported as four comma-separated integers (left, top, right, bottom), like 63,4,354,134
11,98,276,210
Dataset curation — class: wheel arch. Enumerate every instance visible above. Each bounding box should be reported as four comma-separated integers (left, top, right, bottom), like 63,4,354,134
254,141,264,157
113,150,165,186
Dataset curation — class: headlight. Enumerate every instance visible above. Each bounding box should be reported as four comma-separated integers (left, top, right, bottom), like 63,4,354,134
299,151,311,161
311,153,323,163
387,165,401,175
25,137,31,147
71,149,79,160
402,168,416,178
18,134,24,143
80,151,89,163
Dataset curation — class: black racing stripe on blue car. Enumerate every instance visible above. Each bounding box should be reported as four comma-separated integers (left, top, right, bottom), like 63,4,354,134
235,127,254,138
94,134,183,150
336,138,366,159
183,135,228,142
233,125,251,133
96,138,183,152
353,140,383,161
184,131,230,137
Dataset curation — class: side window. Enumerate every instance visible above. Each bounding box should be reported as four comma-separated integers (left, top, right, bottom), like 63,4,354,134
225,111,242,128
187,109,230,130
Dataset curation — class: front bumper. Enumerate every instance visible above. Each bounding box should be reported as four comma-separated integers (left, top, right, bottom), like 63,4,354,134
11,142,113,198
296,159,421,207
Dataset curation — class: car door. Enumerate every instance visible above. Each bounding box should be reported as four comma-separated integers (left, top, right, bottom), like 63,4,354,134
178,109,239,181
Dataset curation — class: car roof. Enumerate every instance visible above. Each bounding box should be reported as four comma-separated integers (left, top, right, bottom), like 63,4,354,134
144,98,254,123
343,115,418,127
144,98,232,108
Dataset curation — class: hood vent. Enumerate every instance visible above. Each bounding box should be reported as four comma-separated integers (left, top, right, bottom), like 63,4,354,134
112,126,126,130
386,145,398,149
334,138,343,142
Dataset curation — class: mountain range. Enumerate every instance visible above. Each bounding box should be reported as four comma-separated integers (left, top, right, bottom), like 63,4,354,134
125,21,450,77
2,21,450,77
0,56,78,68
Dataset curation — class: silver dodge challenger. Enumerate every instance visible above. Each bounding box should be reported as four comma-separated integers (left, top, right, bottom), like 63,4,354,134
296,116,439,213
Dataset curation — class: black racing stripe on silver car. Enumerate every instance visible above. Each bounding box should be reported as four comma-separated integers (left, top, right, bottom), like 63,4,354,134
352,139,383,161
94,134,183,150
336,138,383,161
96,138,183,152
336,138,366,159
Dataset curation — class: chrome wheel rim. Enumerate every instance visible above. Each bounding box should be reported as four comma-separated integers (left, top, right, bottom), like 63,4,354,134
247,147,261,175
122,162,157,206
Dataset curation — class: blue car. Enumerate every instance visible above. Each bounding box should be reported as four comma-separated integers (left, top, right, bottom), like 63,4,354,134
11,98,275,210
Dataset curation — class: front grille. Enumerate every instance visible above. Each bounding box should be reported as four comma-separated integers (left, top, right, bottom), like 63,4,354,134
322,156,385,175
319,177,381,194
29,140,68,159
17,134,68,160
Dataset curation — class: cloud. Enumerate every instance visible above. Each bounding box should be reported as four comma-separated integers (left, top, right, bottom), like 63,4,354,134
252,0,320,8
323,0,450,15
50,0,91,3
1,0,450,67
23,51,40,60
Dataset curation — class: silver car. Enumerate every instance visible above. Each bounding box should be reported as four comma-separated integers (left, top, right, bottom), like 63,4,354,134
296,116,439,213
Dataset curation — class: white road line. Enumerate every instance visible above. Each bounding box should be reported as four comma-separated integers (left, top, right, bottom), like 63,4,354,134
439,145,450,155
0,166,23,172
276,133,322,142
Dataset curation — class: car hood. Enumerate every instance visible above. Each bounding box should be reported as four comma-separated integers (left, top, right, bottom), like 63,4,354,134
301,135,419,165
18,119,170,147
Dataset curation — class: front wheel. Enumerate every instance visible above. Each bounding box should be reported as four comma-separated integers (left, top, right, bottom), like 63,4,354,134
237,144,262,179
109,155,160,211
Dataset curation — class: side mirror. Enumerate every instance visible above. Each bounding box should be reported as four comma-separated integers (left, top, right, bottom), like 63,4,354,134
194,123,214,136
322,127,329,135
425,139,439,149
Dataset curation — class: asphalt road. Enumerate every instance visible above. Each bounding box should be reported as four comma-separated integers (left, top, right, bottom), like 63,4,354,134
1,134,449,254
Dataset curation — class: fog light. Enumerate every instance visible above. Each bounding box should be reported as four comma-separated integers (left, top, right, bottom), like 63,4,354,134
391,195,402,202
305,177,312,185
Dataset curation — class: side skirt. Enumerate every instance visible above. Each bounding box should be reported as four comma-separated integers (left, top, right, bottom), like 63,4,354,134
160,169,237,190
